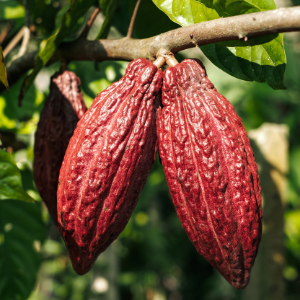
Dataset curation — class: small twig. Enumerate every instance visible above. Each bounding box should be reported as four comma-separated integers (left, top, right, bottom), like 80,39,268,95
79,7,100,40
3,27,30,58
152,55,165,68
10,27,30,62
127,0,141,38
0,22,13,45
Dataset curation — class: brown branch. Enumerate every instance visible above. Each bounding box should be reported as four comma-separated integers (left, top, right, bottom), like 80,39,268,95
127,0,142,38
79,7,100,40
3,26,30,58
0,22,12,45
52,6,300,60
2,6,300,93
10,27,30,62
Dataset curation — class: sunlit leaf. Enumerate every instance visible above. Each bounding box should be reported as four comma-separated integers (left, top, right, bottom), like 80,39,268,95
285,210,300,259
0,72,44,133
152,0,286,89
0,47,9,90
68,60,128,105
290,147,300,190
0,149,34,203
0,1,24,20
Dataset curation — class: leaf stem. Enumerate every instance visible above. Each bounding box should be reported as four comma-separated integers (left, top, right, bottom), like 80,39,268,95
0,22,12,45
155,49,178,68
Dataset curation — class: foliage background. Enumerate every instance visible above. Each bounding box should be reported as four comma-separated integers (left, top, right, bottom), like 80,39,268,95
0,0,300,299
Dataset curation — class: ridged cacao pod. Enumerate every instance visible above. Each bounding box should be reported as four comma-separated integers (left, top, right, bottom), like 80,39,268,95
34,71,87,225
57,59,163,275
157,59,262,289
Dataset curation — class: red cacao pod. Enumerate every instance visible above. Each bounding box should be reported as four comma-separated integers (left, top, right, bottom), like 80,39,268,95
157,59,262,289
33,71,87,225
57,59,163,275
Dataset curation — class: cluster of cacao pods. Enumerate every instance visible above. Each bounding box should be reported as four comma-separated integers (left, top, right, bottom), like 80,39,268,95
34,56,262,289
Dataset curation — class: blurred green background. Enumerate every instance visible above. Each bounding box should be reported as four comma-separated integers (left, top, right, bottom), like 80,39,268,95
1,0,300,299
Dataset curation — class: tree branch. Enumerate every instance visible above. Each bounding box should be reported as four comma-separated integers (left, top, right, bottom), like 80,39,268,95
3,26,29,58
2,6,300,93
0,22,12,45
10,27,30,61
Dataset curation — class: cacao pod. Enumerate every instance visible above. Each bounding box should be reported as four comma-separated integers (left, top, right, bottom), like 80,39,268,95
57,59,163,275
33,71,87,225
157,59,262,289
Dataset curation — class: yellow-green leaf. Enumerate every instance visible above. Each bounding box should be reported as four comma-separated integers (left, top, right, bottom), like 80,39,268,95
0,47,9,90
0,149,34,203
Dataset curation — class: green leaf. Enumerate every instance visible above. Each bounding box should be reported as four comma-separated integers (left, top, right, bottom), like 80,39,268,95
99,0,111,13
133,0,180,39
0,149,34,203
111,0,179,39
0,200,46,300
68,60,128,106
18,0,96,102
152,0,286,89
0,73,44,133
0,47,9,91
0,1,24,20
27,0,61,35
285,210,300,260
289,146,300,201
96,0,119,39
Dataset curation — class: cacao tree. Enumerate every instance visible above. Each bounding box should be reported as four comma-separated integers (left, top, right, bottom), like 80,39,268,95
0,0,300,299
